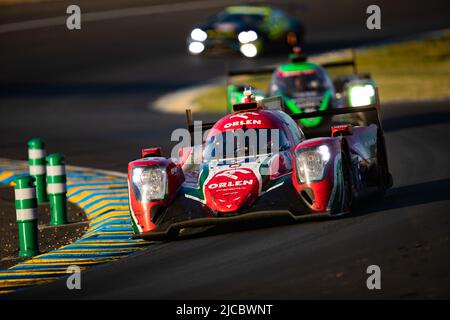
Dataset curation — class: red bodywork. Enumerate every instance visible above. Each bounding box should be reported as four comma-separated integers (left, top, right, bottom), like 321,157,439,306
128,157,184,232
206,107,281,137
204,167,260,213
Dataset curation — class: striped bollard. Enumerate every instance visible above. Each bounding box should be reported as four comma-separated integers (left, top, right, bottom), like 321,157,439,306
28,138,48,204
14,175,39,258
46,154,67,226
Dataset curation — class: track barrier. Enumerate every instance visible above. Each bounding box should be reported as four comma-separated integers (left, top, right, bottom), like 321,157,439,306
46,153,68,226
14,175,39,258
27,138,47,204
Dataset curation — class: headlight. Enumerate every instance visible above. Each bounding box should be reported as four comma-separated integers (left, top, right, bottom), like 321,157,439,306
238,30,258,43
188,42,205,54
349,84,375,107
131,167,167,202
240,43,258,58
190,28,207,42
296,145,330,183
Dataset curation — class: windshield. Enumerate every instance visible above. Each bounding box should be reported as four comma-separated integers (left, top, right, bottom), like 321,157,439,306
270,69,327,97
216,13,265,25
203,128,290,162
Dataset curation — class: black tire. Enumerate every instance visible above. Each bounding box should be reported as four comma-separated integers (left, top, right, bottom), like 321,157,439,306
375,132,393,198
166,228,179,241
341,150,354,214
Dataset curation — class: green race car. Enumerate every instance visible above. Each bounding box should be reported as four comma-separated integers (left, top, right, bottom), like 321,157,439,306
268,61,334,128
227,50,378,130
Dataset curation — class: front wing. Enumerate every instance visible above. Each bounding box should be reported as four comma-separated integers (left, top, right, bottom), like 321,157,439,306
132,178,331,241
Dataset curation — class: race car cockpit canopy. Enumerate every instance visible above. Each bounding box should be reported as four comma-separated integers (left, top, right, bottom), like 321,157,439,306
269,63,330,96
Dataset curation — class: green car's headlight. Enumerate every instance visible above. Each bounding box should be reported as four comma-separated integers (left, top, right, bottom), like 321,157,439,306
349,84,376,107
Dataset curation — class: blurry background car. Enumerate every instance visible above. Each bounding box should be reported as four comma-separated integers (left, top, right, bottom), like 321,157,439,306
187,5,304,58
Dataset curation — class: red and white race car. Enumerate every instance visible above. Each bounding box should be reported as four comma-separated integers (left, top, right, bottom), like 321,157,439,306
127,90,392,240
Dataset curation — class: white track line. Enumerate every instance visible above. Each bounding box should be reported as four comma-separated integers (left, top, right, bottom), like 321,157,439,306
0,0,264,34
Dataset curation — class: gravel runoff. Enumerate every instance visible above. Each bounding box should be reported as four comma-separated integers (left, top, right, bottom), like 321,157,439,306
0,185,88,270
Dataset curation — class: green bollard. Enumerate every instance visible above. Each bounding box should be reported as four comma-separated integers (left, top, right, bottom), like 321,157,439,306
46,153,67,226
28,138,48,204
14,175,39,258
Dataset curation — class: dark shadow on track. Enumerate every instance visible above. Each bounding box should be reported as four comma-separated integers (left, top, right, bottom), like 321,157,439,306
383,109,450,132
354,177,450,216
173,177,450,242
172,215,330,242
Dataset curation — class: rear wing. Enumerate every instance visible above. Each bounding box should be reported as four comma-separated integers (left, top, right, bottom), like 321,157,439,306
227,48,359,80
291,105,379,127
227,65,276,78
290,87,383,129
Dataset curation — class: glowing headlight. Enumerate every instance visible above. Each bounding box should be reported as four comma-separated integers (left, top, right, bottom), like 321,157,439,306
190,28,207,42
238,30,258,44
296,145,330,183
188,41,205,54
131,167,167,202
317,145,330,161
240,43,258,58
349,84,375,107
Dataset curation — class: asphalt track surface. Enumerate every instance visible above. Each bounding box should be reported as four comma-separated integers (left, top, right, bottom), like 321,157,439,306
1,0,449,298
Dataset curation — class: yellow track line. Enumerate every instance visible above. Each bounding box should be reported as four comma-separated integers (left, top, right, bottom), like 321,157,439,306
78,193,128,207
89,211,130,225
22,257,122,265
85,200,128,214
0,278,59,288
67,184,126,196
87,205,129,219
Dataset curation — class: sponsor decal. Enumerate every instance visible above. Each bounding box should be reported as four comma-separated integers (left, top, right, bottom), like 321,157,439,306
215,168,250,180
208,180,253,189
207,168,256,190
204,166,260,211
224,112,262,128
224,119,262,128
